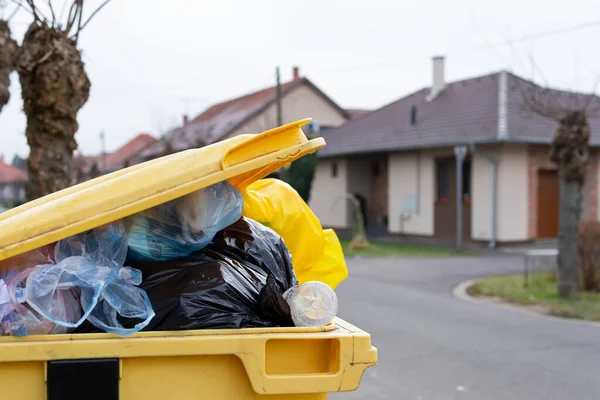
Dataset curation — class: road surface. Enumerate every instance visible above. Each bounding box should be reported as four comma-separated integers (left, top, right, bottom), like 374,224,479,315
332,255,600,400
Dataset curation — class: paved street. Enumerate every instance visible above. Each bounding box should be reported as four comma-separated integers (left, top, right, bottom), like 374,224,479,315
332,255,600,400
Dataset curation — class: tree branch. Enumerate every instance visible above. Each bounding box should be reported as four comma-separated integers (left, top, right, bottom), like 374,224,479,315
9,0,34,19
25,0,46,23
47,0,55,25
73,0,83,42
77,0,110,33
581,76,600,112
6,0,23,21
64,0,76,30
64,1,80,36
517,78,564,121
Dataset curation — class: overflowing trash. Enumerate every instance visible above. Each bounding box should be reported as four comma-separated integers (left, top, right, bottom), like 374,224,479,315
242,178,348,289
125,181,244,262
284,281,339,327
0,179,345,337
1,222,154,337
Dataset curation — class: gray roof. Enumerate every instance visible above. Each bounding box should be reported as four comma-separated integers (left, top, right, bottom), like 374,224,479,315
319,71,600,157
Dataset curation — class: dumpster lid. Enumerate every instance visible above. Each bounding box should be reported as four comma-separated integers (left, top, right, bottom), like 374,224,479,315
0,119,324,261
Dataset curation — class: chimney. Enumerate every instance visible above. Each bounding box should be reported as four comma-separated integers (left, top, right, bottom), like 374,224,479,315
183,114,189,126
293,66,300,81
429,55,445,100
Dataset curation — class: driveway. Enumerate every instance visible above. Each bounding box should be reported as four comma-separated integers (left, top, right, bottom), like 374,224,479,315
332,255,600,400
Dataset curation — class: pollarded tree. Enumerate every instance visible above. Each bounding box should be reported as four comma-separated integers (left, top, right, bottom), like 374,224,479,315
12,0,110,199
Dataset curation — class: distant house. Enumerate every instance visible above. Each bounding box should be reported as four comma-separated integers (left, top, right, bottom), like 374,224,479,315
0,157,27,207
76,133,156,182
138,67,363,161
11,155,27,173
310,56,600,245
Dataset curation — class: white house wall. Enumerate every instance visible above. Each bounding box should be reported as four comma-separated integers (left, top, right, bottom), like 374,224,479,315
309,158,348,228
388,151,435,236
347,156,372,224
471,144,528,242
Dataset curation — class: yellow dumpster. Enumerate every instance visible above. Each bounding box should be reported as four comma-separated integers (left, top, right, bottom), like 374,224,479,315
0,119,377,399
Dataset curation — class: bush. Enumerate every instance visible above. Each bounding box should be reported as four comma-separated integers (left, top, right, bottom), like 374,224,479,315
578,220,600,291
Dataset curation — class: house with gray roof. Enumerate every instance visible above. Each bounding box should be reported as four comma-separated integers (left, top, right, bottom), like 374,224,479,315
309,57,600,245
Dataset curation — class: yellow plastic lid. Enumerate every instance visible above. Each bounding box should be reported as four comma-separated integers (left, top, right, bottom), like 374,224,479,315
0,119,324,262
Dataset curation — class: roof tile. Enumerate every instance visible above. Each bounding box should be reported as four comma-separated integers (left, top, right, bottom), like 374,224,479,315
0,160,27,184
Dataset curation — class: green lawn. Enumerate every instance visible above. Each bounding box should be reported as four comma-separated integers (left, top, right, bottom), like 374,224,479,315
469,272,600,322
339,238,468,257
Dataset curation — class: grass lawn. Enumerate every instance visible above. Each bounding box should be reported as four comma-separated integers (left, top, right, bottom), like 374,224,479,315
339,238,469,258
469,272,600,322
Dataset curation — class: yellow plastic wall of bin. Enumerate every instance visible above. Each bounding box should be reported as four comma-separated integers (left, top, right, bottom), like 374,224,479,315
0,319,377,399
0,118,377,398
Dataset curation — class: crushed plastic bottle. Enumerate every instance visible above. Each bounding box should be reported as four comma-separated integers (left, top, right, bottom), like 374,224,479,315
283,281,338,327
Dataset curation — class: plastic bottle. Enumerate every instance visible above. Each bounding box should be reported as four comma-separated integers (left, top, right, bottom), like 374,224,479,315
283,281,338,327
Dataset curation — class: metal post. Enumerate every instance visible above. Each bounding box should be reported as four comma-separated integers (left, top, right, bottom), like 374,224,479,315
100,131,106,172
524,255,529,288
490,162,498,249
275,66,282,127
454,145,467,251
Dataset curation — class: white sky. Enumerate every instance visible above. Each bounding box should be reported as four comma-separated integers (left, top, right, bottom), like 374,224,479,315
0,0,599,159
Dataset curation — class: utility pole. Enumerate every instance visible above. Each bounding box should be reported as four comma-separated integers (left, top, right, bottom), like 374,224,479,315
100,131,106,172
276,66,282,126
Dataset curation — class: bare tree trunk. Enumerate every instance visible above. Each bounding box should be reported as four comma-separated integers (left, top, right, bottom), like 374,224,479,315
0,20,17,113
557,178,583,296
15,23,90,200
551,110,590,297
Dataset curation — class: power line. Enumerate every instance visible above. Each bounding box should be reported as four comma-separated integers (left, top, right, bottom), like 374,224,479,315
473,19,600,50
308,18,600,75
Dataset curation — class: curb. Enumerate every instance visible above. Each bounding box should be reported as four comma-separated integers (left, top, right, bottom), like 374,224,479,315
452,279,600,328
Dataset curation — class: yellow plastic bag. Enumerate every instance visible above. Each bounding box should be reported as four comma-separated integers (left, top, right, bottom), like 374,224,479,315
242,179,348,289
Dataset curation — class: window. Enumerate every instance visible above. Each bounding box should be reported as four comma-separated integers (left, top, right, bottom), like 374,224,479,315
462,160,472,201
436,160,449,201
331,162,338,178
410,106,417,125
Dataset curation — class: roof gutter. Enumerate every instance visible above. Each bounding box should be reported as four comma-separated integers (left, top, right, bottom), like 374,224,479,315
469,143,498,249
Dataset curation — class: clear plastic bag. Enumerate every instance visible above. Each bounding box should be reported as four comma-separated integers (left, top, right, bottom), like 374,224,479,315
0,246,76,336
21,222,154,336
125,181,244,262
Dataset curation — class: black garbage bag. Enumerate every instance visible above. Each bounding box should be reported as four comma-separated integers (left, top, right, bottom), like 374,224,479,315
74,217,297,332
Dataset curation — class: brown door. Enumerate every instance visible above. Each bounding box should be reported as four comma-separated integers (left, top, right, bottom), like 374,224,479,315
537,170,559,238
434,158,471,241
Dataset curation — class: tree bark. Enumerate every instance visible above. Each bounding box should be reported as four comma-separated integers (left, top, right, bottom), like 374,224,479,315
15,23,90,200
551,110,590,297
0,20,18,113
557,178,582,296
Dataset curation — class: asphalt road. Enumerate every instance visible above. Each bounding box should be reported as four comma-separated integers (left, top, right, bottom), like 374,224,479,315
332,255,600,400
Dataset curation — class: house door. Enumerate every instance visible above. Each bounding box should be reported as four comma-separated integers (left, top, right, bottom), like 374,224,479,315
434,158,471,241
537,170,560,238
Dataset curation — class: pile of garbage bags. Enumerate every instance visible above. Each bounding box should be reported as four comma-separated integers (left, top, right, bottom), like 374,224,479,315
0,179,347,337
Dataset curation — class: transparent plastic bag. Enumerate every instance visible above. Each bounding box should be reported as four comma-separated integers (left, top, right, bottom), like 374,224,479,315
22,222,155,336
0,247,76,336
125,181,244,262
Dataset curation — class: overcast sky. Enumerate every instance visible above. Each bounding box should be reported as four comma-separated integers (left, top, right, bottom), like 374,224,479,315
1,0,599,159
